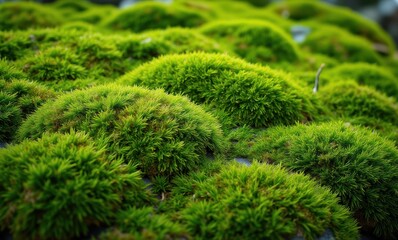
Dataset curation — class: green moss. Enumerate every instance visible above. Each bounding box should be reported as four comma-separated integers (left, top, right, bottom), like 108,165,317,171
99,207,189,240
0,2,63,31
0,79,55,143
118,53,322,128
200,19,299,64
250,121,398,238
68,5,116,24
0,131,153,239
302,24,382,64
318,81,398,125
60,21,97,32
324,62,398,98
17,85,226,179
267,0,395,56
171,162,358,239
103,2,208,33
0,59,26,80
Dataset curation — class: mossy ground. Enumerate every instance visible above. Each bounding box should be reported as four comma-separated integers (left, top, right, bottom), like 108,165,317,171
0,0,397,239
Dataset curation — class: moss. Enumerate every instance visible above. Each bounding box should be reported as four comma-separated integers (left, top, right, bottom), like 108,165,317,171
99,207,189,240
325,63,398,98
49,0,96,17
0,131,153,239
250,121,398,238
18,84,226,179
171,162,359,239
60,21,97,32
200,19,299,64
118,53,322,128
0,59,26,81
318,81,398,125
0,2,63,31
103,2,208,33
68,5,117,24
302,23,382,64
0,79,55,143
267,0,395,56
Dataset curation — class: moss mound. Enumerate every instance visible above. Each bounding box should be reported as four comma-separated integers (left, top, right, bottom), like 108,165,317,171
119,53,321,127
99,207,189,240
0,60,26,80
103,2,208,33
200,19,299,63
302,24,381,64
0,2,63,31
17,84,225,179
326,63,398,98
0,79,55,143
267,0,395,56
170,162,358,239
0,132,153,239
318,81,398,125
250,122,398,238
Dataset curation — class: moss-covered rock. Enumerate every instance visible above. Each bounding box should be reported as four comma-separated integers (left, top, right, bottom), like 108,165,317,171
200,19,299,64
0,131,153,239
318,81,398,125
0,79,55,143
103,2,208,33
302,24,382,64
0,2,63,31
267,0,395,56
118,53,321,128
326,63,398,98
17,85,225,179
250,122,398,238
170,162,359,239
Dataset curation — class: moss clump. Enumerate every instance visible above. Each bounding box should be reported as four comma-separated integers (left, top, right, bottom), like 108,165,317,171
18,84,225,179
267,0,395,56
0,132,153,239
200,19,299,64
0,2,63,31
0,79,55,143
50,0,95,16
119,53,321,128
103,2,208,33
250,122,398,238
68,5,116,24
318,81,398,125
170,162,358,239
99,207,189,240
0,59,26,81
326,63,398,98
302,24,382,64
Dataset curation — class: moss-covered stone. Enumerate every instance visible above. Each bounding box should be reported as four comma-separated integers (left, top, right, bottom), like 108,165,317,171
0,2,63,31
318,81,398,125
267,0,396,56
103,2,208,33
0,131,153,239
171,162,359,239
250,121,398,239
326,62,398,98
17,85,226,179
118,53,322,128
0,79,55,143
200,19,299,64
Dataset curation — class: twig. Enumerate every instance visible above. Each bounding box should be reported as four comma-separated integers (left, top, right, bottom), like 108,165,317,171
313,63,325,93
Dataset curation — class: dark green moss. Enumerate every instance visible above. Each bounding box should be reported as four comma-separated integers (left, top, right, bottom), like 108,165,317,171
0,2,63,31
118,53,322,128
103,2,208,33
0,59,26,80
0,131,154,239
0,79,55,143
250,121,398,239
171,162,359,239
200,19,299,64
18,85,226,179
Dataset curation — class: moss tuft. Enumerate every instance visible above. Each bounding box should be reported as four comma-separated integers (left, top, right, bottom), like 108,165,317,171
103,2,208,33
0,131,153,239
0,2,63,31
200,19,300,64
0,59,26,80
17,84,226,179
118,52,321,127
250,121,398,238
